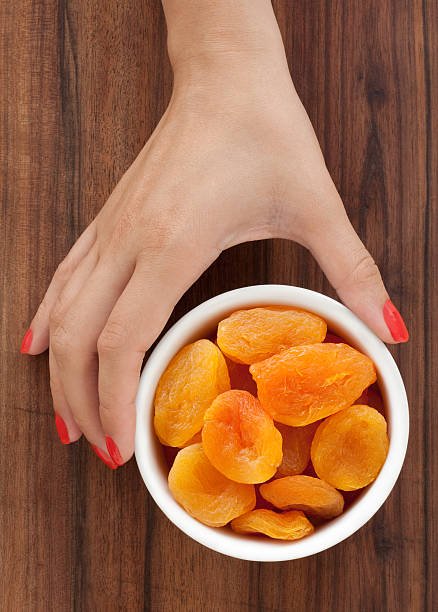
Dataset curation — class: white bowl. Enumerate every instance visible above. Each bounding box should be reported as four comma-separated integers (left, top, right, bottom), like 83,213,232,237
135,285,409,562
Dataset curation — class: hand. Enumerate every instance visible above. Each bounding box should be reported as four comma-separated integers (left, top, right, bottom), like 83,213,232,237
21,2,408,467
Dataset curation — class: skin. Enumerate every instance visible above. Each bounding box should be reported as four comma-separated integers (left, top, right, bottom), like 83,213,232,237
25,1,403,465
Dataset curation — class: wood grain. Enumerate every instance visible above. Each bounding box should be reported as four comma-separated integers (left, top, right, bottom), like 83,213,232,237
1,1,436,610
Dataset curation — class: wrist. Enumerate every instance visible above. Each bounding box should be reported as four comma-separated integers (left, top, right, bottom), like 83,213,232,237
162,0,286,84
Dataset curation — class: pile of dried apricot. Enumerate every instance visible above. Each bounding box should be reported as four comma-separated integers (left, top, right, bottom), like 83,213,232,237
154,306,389,542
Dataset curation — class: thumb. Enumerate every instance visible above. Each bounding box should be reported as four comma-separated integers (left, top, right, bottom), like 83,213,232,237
307,208,409,344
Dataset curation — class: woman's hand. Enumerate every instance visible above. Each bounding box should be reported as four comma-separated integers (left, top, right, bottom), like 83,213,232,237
21,0,408,467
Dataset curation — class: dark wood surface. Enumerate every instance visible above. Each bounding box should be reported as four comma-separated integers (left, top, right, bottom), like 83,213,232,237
1,1,436,610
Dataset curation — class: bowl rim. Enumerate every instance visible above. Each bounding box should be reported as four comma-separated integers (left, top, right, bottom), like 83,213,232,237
135,284,409,562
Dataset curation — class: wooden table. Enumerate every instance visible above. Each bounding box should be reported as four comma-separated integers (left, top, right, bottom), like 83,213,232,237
1,2,436,610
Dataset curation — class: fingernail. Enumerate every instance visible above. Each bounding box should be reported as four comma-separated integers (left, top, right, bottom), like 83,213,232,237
20,328,33,354
91,445,118,470
383,300,409,342
55,413,70,444
105,436,124,466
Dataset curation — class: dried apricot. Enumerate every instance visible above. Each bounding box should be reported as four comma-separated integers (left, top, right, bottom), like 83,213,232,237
217,307,327,364
311,405,389,490
250,343,376,426
168,444,255,527
276,422,319,477
230,509,314,541
154,339,230,447
260,475,344,519
226,358,257,395
202,390,283,483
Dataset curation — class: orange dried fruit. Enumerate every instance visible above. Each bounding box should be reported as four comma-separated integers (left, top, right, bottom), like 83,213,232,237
311,405,389,491
230,509,314,541
168,444,255,527
202,390,283,483
217,307,327,364
259,475,344,519
154,339,230,447
276,422,319,477
250,343,376,426
226,358,257,395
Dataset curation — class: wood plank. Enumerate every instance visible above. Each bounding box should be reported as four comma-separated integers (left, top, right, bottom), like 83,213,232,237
0,1,435,610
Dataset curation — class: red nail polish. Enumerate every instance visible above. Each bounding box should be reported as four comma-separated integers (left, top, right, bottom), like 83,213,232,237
383,300,409,343
91,445,118,470
55,413,70,444
105,436,124,466
20,328,33,354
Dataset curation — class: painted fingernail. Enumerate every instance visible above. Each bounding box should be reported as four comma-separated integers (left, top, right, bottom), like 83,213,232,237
383,300,409,343
105,436,124,466
91,445,118,470
55,413,70,444
20,328,33,354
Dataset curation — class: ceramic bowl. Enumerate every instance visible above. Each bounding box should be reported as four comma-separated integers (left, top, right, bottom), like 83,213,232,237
135,285,409,562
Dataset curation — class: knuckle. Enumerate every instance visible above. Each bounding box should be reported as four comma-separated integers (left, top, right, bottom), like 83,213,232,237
54,258,73,284
97,320,129,354
99,395,118,419
333,247,382,295
99,396,136,431
98,385,122,415
351,252,380,286
49,294,69,329
139,207,188,254
103,197,189,259
112,210,137,244
50,321,74,356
